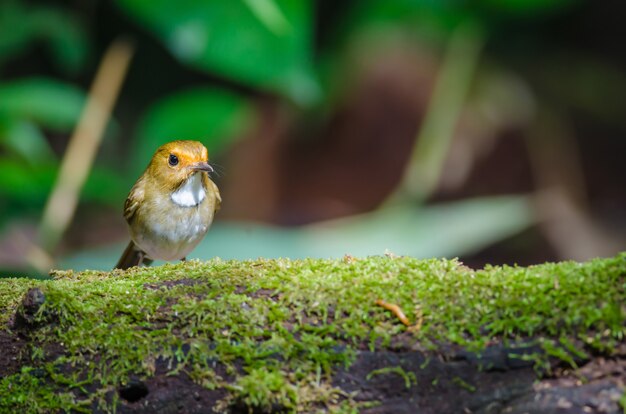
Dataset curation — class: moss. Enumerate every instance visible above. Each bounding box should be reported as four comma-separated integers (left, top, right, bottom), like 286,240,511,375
0,277,38,326
451,376,476,393
366,366,416,389
228,368,298,412
0,367,86,412
0,253,625,412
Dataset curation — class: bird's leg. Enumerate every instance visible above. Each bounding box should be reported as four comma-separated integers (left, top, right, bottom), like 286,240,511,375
138,251,153,267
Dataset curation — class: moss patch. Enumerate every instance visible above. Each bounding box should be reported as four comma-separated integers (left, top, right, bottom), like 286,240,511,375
0,254,625,412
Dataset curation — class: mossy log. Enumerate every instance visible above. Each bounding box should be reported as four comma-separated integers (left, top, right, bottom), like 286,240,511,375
1,254,625,413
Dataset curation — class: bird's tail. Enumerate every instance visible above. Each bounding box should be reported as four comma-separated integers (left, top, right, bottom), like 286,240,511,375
115,241,152,270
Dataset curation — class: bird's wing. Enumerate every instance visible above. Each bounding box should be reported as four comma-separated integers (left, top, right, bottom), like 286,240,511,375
208,178,222,212
123,177,145,223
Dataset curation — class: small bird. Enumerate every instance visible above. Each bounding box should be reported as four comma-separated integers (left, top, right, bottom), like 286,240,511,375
115,140,221,269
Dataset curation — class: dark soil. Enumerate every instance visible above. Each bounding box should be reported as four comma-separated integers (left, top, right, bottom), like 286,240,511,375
114,374,228,414
0,330,26,378
335,349,625,414
2,322,624,413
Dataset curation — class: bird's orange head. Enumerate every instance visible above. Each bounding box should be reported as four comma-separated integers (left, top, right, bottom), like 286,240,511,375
146,140,213,190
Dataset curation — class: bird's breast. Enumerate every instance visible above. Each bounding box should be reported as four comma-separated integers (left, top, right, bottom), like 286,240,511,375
130,188,215,261
170,172,206,207
150,202,210,242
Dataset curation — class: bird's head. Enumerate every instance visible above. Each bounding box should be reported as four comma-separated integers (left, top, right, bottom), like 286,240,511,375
147,140,214,190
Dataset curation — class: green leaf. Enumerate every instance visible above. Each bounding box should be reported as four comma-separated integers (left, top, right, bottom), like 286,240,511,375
115,0,319,104
342,0,473,40
0,158,56,205
0,78,85,131
0,1,36,62
481,0,575,14
341,0,577,44
61,195,535,270
243,0,291,34
0,158,123,220
0,119,55,165
293,195,535,260
31,8,90,74
133,87,253,173
0,1,89,73
81,167,127,207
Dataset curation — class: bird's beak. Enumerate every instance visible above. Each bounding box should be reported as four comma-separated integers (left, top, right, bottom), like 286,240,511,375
189,162,214,173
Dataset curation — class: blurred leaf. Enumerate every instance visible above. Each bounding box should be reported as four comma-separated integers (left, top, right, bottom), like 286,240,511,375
133,87,253,172
0,1,89,73
0,158,56,205
115,0,319,104
401,21,483,201
0,119,55,165
342,0,473,41
0,1,35,61
0,78,85,131
302,195,535,259
32,8,90,74
342,0,577,47
481,0,576,14
243,0,291,34
0,156,123,217
82,167,127,207
61,195,535,270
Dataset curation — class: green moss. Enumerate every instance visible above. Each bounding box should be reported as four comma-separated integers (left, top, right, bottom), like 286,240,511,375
0,277,38,326
0,367,86,413
366,366,416,389
0,254,625,412
451,376,476,392
228,368,297,412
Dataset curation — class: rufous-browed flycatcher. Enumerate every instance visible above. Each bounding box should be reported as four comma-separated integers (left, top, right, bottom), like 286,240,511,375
115,140,221,269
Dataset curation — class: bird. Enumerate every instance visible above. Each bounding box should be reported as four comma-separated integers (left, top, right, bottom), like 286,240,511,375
115,140,221,269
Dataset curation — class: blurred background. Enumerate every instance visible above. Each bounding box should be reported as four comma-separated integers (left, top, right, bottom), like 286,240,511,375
1,0,625,277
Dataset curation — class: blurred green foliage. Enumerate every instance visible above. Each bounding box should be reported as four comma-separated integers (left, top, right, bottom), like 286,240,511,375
133,88,254,174
3,0,621,274
339,0,577,42
0,1,90,225
0,79,85,132
116,0,319,104
0,0,88,73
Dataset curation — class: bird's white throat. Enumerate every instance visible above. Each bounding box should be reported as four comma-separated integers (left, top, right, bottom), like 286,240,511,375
171,173,206,207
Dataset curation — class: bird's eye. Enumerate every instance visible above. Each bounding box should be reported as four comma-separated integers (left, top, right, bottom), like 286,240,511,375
168,154,179,166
